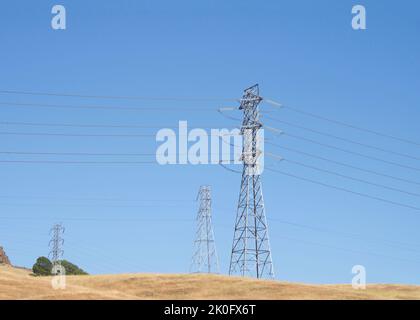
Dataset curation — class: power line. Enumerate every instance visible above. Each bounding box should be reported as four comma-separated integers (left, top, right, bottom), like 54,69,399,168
4,217,420,267
265,167,420,213
0,202,192,208
274,235,420,266
0,89,238,102
0,151,156,156
0,121,223,129
283,132,420,172
266,141,420,186
64,240,155,273
64,243,142,274
0,194,195,202
7,225,420,263
0,151,228,156
0,131,239,138
0,160,156,164
268,219,420,253
264,115,420,161
217,107,242,122
267,155,420,199
218,161,242,174
0,131,155,137
263,107,420,178
0,101,216,112
0,215,194,221
265,99,420,147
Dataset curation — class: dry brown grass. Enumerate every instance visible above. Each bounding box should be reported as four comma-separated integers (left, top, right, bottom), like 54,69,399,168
1,265,419,300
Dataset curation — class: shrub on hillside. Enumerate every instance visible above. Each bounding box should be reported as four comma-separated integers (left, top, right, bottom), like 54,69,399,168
60,260,88,275
32,256,52,276
32,257,88,276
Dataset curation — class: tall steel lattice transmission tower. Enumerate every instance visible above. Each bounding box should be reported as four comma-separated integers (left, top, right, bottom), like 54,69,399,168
229,84,275,279
190,186,220,274
49,223,65,267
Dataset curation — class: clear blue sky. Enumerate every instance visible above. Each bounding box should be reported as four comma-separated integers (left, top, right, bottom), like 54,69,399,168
1,0,420,284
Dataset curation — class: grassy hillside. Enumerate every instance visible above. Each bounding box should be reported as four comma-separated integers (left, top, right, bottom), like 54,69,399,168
1,265,419,300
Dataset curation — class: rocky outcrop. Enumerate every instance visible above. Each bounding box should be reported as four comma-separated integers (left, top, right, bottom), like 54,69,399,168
0,247,11,265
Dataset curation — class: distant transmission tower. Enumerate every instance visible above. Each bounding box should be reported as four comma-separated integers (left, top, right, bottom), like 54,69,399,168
229,84,275,279
190,185,220,274
49,223,65,269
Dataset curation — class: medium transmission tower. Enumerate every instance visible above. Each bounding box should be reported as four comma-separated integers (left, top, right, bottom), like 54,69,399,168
229,84,275,279
190,185,220,274
49,223,65,267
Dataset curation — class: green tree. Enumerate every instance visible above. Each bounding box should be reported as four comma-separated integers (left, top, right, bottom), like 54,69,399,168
32,257,88,276
32,256,52,276
59,260,88,275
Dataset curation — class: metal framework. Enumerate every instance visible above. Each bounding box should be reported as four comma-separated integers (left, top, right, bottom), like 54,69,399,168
49,223,65,267
190,185,220,274
229,84,275,279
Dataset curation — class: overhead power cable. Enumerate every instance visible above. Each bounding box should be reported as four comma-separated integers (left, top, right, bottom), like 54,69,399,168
266,141,420,186
0,160,156,164
0,215,194,220
283,132,420,172
0,101,215,112
268,218,420,252
265,99,420,147
0,195,194,202
264,115,420,161
0,89,238,102
0,151,228,156
265,167,420,213
274,235,420,265
0,131,238,138
0,131,155,137
0,151,156,156
0,121,223,129
267,154,420,198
